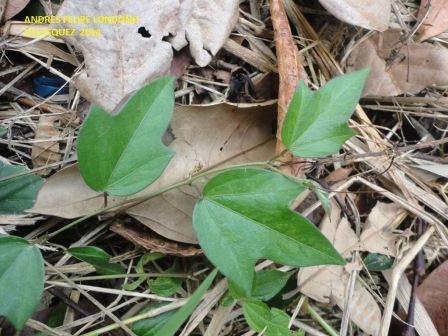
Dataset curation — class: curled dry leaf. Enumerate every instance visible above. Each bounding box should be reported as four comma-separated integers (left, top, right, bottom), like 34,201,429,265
298,205,381,336
416,260,448,335
3,0,30,21
111,221,202,257
298,201,403,335
31,115,61,175
56,0,238,112
318,0,390,31
360,201,404,256
417,0,448,42
347,29,448,96
30,102,276,243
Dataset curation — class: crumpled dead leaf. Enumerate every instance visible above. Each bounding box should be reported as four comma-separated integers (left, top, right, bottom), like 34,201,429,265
31,115,61,175
417,0,448,42
126,101,276,243
298,201,404,335
416,260,448,335
56,0,239,112
318,0,390,31
3,0,30,21
30,101,276,243
347,29,448,96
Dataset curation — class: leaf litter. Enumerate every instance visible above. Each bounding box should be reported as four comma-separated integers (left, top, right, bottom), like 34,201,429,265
1,0,448,335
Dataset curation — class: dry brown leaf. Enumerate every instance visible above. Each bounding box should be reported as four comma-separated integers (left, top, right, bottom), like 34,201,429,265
298,201,404,334
111,221,202,257
31,115,61,175
318,0,390,31
126,101,276,243
416,260,448,336
3,0,30,21
56,0,238,112
417,0,448,42
298,205,382,335
30,102,276,243
360,202,403,256
29,165,126,218
347,29,448,96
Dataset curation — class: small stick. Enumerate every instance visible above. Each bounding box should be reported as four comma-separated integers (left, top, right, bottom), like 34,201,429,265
269,0,308,176
403,220,427,336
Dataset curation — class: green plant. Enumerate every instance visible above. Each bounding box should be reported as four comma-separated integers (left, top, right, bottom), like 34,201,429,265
0,70,368,332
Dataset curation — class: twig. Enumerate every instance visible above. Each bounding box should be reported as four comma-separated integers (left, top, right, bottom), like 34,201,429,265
380,224,435,336
403,220,427,336
304,300,339,336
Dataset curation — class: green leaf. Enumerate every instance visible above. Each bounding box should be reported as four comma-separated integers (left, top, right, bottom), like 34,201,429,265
77,77,175,196
229,270,293,301
364,253,394,272
0,236,44,330
252,270,293,301
132,303,177,336
0,127,6,138
124,252,165,291
243,300,303,336
282,69,369,158
193,168,345,295
67,246,125,275
149,276,182,297
154,269,218,336
36,303,66,336
0,161,44,214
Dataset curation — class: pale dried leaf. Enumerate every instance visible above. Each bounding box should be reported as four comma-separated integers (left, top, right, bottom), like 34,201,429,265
413,163,448,179
29,165,126,219
417,0,448,42
31,115,61,175
347,29,448,96
3,0,30,21
127,101,276,243
319,0,390,31
360,202,402,256
57,0,238,112
298,205,382,335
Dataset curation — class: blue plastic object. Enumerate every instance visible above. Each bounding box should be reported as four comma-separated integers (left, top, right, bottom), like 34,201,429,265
32,76,69,98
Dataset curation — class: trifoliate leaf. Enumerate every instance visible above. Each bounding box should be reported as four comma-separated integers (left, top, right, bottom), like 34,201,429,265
77,77,175,196
282,69,369,158
193,168,345,295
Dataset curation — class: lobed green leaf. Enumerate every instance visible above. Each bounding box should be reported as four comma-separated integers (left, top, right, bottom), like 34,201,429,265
282,69,369,158
77,77,175,196
0,236,44,330
193,168,345,295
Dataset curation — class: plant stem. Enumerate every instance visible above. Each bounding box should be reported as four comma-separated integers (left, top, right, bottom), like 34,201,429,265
304,301,339,336
80,299,187,336
46,161,270,239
